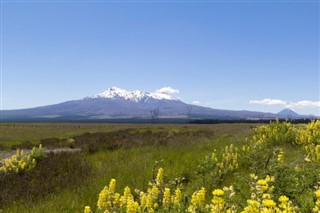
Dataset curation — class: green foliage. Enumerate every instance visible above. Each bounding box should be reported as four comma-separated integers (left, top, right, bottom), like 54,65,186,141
296,120,320,145
252,118,297,146
296,120,320,163
251,120,320,163
0,144,44,174
66,138,75,148
197,144,240,188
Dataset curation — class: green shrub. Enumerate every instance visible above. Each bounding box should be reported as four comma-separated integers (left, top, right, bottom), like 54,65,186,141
252,119,297,146
67,137,75,148
296,120,320,145
0,144,44,174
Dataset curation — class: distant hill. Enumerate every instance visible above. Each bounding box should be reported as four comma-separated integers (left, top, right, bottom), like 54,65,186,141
277,108,300,118
1,87,310,122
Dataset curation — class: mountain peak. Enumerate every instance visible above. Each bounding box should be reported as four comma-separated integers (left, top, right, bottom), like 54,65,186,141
277,108,300,118
90,87,179,102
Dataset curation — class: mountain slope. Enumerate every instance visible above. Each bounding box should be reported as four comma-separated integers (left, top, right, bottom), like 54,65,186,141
277,108,300,118
1,87,278,121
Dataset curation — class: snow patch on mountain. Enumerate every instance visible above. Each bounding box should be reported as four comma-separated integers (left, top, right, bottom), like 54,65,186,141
90,86,180,102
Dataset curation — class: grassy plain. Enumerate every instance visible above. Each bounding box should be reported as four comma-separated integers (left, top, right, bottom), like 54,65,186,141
0,123,254,212
1,122,317,212
0,123,248,145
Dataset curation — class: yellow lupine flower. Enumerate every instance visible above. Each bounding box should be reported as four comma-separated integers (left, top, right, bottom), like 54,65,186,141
156,168,164,186
113,193,121,206
190,187,206,210
126,199,140,213
257,179,267,185
146,192,154,209
150,185,159,199
162,187,171,210
97,186,110,210
262,199,276,207
108,179,116,194
172,188,182,207
279,195,289,203
212,189,224,196
211,188,226,213
314,188,320,213
140,192,147,208
260,208,274,213
187,204,196,213
262,193,271,199
241,199,259,213
212,196,225,206
84,206,91,213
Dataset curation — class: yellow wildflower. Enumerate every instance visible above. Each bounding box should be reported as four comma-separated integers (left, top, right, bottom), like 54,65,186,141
140,192,147,208
172,188,182,207
190,187,206,210
279,195,289,203
262,193,271,199
262,199,276,207
162,187,171,210
97,186,110,210
212,189,224,196
126,199,140,213
84,206,91,213
146,193,154,209
257,179,267,185
109,179,116,194
156,168,164,186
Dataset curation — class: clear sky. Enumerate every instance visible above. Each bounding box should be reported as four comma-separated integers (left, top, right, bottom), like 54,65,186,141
1,0,319,116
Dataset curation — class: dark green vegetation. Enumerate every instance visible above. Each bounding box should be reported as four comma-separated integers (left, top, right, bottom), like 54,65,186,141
0,122,319,212
0,123,149,147
0,152,91,206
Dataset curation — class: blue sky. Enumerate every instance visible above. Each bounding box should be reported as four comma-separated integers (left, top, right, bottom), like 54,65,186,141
1,0,319,116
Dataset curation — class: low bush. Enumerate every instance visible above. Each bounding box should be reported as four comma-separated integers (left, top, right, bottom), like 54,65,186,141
0,144,44,174
252,118,297,146
0,152,91,207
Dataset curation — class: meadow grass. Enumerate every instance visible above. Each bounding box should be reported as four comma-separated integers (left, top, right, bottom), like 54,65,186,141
0,123,254,146
2,122,314,212
1,123,254,212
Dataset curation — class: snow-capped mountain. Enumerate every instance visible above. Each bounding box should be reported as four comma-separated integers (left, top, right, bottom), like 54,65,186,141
1,86,288,122
90,87,178,103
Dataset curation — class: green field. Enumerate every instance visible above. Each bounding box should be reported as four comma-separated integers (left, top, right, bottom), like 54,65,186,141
0,123,247,145
0,121,319,212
